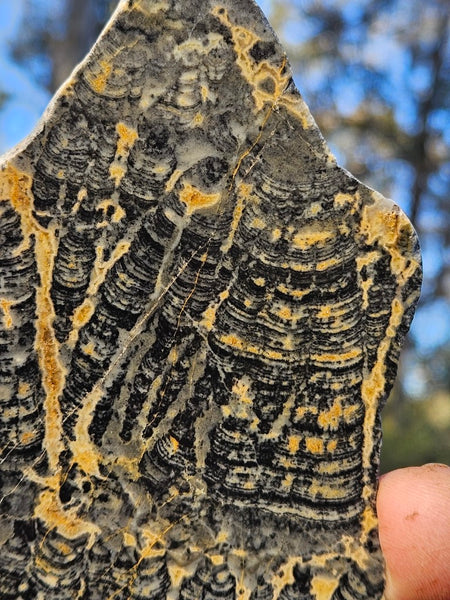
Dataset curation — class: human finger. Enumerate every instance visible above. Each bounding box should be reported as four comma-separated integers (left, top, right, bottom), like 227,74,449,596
377,463,450,600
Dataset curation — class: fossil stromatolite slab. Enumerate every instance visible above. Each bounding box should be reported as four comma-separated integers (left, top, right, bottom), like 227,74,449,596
0,0,421,598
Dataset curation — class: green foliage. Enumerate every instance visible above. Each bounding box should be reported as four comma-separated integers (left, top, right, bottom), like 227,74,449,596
381,391,450,472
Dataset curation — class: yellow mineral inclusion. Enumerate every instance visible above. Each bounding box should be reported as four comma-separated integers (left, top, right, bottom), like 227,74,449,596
334,192,355,206
278,91,317,131
20,431,36,446
360,192,420,281
358,196,421,502
34,488,99,541
191,111,204,126
305,437,324,454
91,242,131,294
316,256,339,271
175,32,223,59
69,300,95,345
277,283,310,299
123,532,136,548
251,216,266,229
33,557,59,587
270,557,298,597
288,435,301,454
306,201,323,218
68,240,130,347
71,384,103,477
168,564,192,590
355,250,379,292
1,164,65,468
179,182,220,214
310,575,339,600
87,59,112,94
317,305,332,318
282,473,294,489
242,479,256,490
0,298,13,329
292,229,333,250
216,530,229,544
289,261,315,273
201,85,209,102
71,186,88,215
360,504,379,543
165,168,183,192
309,481,347,500
327,439,338,452
277,305,293,320
0,164,34,253
110,165,126,187
361,201,399,247
295,406,308,420
109,122,139,186
18,381,31,396
200,290,229,331
141,521,177,561
344,404,359,421
201,304,218,331
271,227,282,242
317,461,341,476
220,333,267,356
97,198,126,224
334,192,358,223
283,334,294,351
210,554,225,566
267,349,283,360
169,435,179,452
212,6,289,113
317,398,343,430
279,455,295,470
221,182,253,253
211,4,318,132
311,348,361,364
340,534,371,571
80,340,99,358
78,186,88,201
168,346,178,364
232,379,253,405
361,296,404,476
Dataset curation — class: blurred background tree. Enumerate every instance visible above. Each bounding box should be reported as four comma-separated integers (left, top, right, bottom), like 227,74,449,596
9,0,113,92
0,0,448,471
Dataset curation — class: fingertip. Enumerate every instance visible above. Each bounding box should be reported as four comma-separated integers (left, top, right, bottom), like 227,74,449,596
377,464,450,600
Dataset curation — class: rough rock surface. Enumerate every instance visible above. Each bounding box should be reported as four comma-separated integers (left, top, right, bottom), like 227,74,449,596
0,0,421,598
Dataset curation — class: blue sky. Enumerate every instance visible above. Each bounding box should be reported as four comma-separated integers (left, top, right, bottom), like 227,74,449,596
0,2,51,151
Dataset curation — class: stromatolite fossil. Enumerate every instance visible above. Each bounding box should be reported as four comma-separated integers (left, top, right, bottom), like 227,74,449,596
0,0,421,598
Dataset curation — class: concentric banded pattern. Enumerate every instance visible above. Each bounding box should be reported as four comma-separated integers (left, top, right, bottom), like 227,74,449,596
0,0,421,598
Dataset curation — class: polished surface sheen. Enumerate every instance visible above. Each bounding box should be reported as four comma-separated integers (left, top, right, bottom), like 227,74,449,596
0,0,421,598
